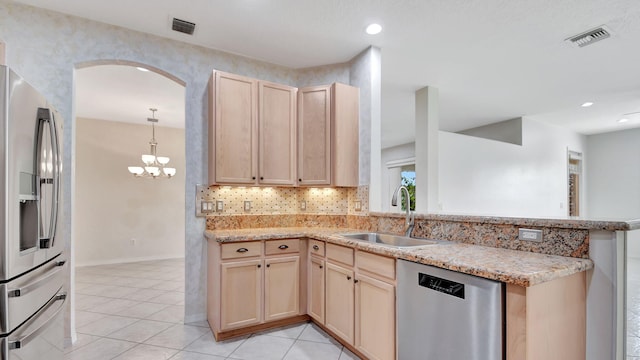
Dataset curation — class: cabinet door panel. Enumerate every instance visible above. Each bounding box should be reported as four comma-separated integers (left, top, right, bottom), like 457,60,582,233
298,86,331,185
259,82,296,185
325,262,354,344
215,71,257,184
308,256,325,324
264,256,300,321
355,274,396,360
220,259,262,330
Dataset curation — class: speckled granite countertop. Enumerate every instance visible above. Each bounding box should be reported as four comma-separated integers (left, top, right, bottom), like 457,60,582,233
372,212,640,231
204,227,593,287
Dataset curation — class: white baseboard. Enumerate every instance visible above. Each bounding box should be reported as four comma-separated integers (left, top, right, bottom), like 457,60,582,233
75,255,184,267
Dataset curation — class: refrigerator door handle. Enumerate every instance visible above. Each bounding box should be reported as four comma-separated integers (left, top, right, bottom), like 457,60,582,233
36,107,60,249
8,292,66,350
7,260,65,297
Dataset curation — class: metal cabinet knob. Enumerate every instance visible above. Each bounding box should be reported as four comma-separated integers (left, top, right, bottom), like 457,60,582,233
257,264,261,268
278,244,289,250
260,176,264,180
266,264,271,268
347,276,351,280
237,248,248,253
252,176,256,180
319,265,323,269
354,279,359,283
298,178,302,182
313,245,320,250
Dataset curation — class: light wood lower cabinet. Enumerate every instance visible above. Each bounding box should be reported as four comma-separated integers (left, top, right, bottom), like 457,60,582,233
220,259,262,330
325,262,355,344
355,274,396,360
308,256,325,323
264,256,300,322
208,239,303,339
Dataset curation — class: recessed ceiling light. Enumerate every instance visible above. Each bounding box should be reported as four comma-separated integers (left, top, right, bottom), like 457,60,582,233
618,118,629,123
136,67,149,72
366,23,382,35
581,102,593,107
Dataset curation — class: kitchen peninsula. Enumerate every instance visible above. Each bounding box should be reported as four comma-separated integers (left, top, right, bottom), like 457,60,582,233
205,212,637,360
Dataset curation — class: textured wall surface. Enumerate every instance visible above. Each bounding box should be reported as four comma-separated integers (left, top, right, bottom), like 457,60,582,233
0,1,366,336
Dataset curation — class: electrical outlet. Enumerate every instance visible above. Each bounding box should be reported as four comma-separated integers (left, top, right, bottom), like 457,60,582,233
216,200,224,212
518,228,543,242
195,184,215,217
244,201,251,211
300,200,306,211
354,201,362,211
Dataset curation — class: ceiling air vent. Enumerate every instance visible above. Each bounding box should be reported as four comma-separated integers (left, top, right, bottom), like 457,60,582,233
566,25,612,47
172,18,196,35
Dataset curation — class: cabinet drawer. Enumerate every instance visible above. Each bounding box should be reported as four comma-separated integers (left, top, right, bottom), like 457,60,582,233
221,241,263,260
326,243,354,266
309,240,325,257
356,251,396,281
265,239,300,255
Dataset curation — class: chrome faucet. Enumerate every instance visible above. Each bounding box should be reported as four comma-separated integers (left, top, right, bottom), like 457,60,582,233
391,185,415,237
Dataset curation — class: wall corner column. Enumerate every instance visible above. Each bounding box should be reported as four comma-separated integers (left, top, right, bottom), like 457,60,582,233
415,86,439,214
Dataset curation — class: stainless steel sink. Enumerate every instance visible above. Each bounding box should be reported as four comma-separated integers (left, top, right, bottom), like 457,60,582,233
341,233,438,248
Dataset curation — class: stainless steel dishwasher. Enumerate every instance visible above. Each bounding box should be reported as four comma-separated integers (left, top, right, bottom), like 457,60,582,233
397,260,504,360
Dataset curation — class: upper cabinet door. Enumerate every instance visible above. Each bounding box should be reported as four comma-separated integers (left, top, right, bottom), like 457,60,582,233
259,82,297,186
211,71,258,184
298,86,331,186
332,83,359,187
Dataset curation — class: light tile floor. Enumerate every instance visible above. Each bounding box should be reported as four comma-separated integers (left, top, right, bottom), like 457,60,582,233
66,258,360,360
628,258,640,359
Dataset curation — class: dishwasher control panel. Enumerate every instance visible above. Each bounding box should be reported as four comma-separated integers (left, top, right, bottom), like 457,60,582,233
419,273,465,299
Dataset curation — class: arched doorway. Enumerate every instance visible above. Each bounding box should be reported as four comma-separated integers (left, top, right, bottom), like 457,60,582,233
70,60,186,342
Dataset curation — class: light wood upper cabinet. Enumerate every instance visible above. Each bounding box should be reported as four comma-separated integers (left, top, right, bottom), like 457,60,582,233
210,71,257,184
308,255,325,324
264,255,300,322
259,81,297,185
298,83,359,187
209,71,297,186
331,83,359,187
220,259,262,330
325,262,355,344
297,85,331,185
355,273,396,360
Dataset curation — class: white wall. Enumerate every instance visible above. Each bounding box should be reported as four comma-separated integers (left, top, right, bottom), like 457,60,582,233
586,128,640,258
75,118,185,266
381,118,587,217
439,118,586,216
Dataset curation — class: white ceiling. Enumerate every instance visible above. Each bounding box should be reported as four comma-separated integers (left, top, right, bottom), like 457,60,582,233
75,65,185,128
18,0,640,148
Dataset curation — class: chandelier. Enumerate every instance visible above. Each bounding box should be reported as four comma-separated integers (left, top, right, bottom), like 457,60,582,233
127,108,177,178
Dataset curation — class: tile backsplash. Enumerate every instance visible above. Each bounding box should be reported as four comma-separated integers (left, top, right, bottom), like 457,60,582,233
205,185,369,216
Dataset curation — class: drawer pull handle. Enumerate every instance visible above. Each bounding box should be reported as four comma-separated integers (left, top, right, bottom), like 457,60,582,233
278,245,289,250
347,276,351,280
354,279,359,283
312,245,320,250
237,248,249,253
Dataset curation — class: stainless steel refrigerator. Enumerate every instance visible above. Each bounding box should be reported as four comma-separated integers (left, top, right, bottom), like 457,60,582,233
0,65,66,360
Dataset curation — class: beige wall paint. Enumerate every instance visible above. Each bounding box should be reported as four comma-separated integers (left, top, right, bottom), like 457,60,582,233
75,117,185,266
